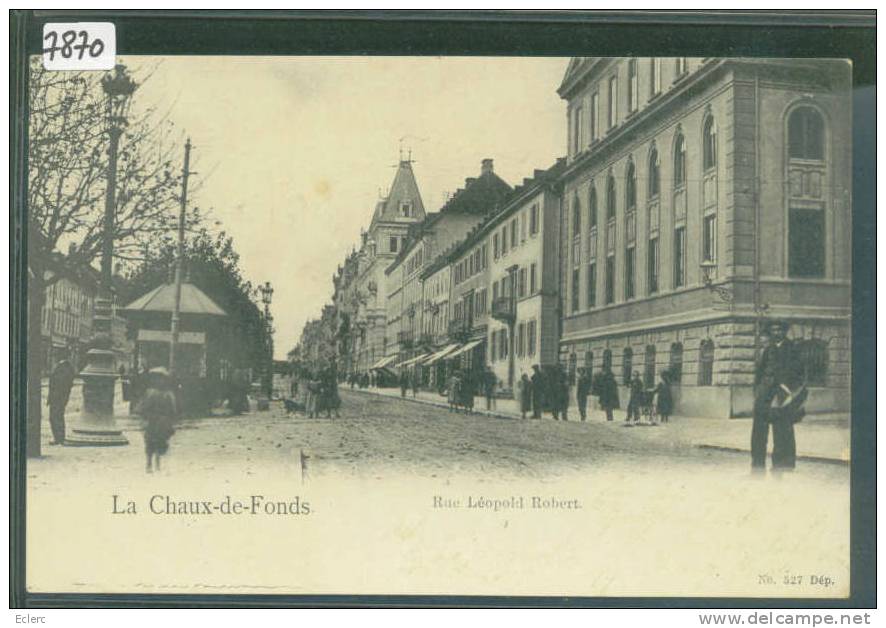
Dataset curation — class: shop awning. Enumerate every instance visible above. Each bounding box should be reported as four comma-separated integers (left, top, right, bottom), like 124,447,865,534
446,338,484,359
370,355,398,370
423,343,461,366
395,353,431,368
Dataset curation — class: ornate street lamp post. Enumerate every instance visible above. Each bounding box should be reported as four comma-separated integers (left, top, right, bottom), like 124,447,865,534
67,65,136,446
259,281,274,398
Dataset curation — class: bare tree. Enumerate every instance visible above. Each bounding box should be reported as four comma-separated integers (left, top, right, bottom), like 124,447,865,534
27,59,198,457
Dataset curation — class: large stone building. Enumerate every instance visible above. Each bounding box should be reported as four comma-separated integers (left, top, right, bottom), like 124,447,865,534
349,159,427,375
383,159,512,367
436,159,566,393
556,57,851,417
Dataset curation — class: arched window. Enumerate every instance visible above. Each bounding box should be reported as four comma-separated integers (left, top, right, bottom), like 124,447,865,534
622,347,633,385
643,344,656,387
602,348,613,371
788,107,824,161
572,194,582,236
625,161,637,211
787,105,827,278
588,186,598,228
698,339,715,386
606,175,617,220
703,116,717,171
674,133,686,187
648,147,660,198
668,342,683,384
798,339,828,387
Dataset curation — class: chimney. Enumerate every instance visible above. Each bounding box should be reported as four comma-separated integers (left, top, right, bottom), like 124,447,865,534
465,177,476,187
481,158,494,175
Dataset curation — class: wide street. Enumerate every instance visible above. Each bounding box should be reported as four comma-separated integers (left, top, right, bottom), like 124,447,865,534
29,388,848,483
27,389,850,596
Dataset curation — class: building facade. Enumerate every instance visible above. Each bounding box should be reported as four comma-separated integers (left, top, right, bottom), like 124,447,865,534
557,57,851,417
384,159,512,366
347,159,427,375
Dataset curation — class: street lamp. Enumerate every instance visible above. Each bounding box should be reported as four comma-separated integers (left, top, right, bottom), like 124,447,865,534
259,281,274,398
700,260,734,304
67,64,137,446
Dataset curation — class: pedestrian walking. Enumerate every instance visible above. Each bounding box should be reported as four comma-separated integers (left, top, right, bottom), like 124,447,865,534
576,367,592,421
517,373,532,419
654,371,673,424
461,370,476,414
530,365,544,419
751,320,805,472
483,367,497,410
556,364,569,421
447,370,461,412
138,368,177,473
594,365,620,422
626,371,644,423
399,370,408,398
47,352,76,445
324,366,341,418
306,372,321,418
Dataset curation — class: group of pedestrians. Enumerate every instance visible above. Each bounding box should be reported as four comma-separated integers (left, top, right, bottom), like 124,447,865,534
302,365,341,418
446,368,477,413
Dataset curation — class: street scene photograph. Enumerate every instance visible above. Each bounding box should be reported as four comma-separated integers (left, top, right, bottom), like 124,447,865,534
23,53,853,598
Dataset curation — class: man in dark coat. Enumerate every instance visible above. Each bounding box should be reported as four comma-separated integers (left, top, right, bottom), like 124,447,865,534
552,365,569,421
626,371,644,423
399,370,408,398
530,365,544,419
47,354,76,445
576,368,592,421
595,365,620,421
751,320,802,471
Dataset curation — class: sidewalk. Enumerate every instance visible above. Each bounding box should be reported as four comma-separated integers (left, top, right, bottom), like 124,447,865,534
342,384,850,465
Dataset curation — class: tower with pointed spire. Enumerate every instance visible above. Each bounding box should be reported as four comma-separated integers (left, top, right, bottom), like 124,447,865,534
340,156,427,376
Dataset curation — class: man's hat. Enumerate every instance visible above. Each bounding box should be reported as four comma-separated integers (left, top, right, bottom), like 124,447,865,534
766,319,791,333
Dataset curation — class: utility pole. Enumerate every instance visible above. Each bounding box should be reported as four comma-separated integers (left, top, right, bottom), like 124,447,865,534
169,138,192,375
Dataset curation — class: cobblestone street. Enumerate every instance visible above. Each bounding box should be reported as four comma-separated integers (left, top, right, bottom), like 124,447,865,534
27,390,850,597
30,389,848,483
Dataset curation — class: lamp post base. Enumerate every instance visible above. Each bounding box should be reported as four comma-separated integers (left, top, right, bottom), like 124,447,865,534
66,347,129,447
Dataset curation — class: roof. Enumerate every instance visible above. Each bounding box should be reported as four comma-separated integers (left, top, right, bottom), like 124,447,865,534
123,282,227,316
386,165,513,275
370,160,426,229
420,157,566,279
437,168,512,217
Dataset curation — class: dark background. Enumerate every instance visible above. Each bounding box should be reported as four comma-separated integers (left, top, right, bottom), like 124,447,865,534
9,9,876,609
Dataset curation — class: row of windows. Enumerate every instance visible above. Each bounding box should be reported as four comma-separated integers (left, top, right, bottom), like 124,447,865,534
493,203,540,260
574,338,829,388
574,223,692,313
454,243,489,285
491,263,538,302
405,246,426,275
571,58,692,154
489,319,538,362
571,118,717,241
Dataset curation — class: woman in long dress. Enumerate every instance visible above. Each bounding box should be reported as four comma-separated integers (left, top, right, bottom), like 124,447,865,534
138,368,177,473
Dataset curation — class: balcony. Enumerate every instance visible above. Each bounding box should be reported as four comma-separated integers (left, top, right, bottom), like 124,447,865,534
491,296,516,322
397,330,414,349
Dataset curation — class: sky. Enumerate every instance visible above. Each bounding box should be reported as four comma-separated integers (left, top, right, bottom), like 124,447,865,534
126,55,569,358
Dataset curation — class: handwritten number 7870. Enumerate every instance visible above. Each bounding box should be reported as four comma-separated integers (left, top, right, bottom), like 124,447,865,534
44,30,105,61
